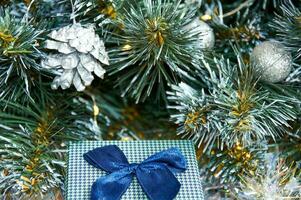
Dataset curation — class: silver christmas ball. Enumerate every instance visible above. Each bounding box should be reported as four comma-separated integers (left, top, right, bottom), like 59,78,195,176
251,41,292,83
183,18,215,49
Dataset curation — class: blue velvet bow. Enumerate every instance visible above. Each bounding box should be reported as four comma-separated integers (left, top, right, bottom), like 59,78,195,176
83,145,187,200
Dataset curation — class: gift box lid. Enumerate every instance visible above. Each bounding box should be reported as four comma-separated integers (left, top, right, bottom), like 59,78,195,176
66,140,204,200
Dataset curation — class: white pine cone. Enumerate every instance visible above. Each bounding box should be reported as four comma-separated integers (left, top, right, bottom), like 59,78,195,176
41,23,109,91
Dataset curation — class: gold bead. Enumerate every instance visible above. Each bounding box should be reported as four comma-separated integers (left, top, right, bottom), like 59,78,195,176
200,15,212,21
122,44,132,51
93,104,100,117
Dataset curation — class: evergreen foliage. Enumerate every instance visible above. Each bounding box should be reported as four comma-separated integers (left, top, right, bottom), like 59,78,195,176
0,8,45,101
109,0,203,102
2,0,301,199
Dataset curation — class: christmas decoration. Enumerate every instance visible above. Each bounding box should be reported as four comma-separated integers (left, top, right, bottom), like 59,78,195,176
232,154,301,199
66,141,204,200
250,41,292,83
2,1,301,199
41,23,109,91
84,145,187,200
183,18,215,49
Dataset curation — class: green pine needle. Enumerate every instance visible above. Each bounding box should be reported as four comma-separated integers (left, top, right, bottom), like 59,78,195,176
109,0,202,103
0,87,102,197
0,8,44,101
168,54,298,151
270,0,301,61
204,143,266,184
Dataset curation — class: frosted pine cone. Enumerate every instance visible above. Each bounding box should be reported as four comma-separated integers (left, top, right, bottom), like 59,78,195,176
41,23,109,91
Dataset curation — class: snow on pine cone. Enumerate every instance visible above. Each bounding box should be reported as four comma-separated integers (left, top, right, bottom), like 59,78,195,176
41,23,109,91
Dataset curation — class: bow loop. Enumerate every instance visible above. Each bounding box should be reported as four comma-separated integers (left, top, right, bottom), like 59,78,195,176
91,168,133,200
84,145,187,200
84,145,129,172
141,147,187,173
136,164,181,200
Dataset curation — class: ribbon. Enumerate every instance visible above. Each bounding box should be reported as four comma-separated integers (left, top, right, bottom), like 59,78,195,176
83,145,187,200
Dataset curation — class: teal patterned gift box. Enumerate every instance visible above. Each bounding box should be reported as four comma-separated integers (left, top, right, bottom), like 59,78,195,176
66,140,204,200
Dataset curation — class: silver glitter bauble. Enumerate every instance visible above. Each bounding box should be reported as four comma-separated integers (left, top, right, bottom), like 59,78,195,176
251,41,292,83
41,23,109,91
183,18,215,49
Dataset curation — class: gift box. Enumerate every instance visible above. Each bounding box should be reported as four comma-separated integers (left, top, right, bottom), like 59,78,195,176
65,140,204,200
